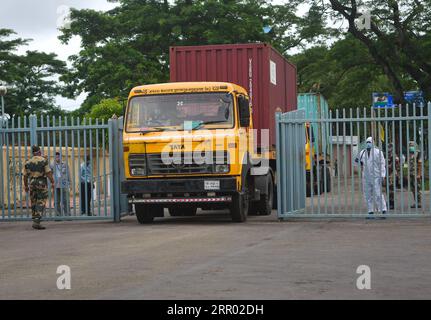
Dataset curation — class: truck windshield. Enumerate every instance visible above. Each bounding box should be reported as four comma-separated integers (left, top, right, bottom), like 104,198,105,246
125,92,234,132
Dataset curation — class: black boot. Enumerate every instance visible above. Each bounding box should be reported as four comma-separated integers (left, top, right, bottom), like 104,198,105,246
32,219,46,230
366,212,375,220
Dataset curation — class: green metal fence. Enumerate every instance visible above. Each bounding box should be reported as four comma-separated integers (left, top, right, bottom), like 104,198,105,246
0,115,126,222
277,103,431,219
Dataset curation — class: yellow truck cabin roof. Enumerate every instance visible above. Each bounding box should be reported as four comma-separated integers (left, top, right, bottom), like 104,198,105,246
129,82,248,98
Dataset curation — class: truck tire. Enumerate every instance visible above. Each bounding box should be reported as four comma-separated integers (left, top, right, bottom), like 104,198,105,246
325,167,331,192
248,205,259,216
229,177,249,222
135,204,160,224
169,206,197,217
306,170,311,197
257,174,273,215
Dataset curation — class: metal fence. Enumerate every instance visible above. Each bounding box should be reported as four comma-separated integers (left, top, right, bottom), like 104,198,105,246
277,103,431,219
0,115,126,222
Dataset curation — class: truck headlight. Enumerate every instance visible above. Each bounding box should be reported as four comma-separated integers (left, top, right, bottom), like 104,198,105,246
129,154,147,176
215,164,229,173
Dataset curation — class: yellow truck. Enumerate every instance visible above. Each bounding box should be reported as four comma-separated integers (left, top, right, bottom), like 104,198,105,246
121,82,276,223
121,43,300,223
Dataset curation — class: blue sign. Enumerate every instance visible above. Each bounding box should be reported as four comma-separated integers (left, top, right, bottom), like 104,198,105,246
404,91,425,105
372,92,394,108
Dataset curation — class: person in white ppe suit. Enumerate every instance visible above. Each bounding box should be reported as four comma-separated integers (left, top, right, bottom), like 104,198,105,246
355,137,387,218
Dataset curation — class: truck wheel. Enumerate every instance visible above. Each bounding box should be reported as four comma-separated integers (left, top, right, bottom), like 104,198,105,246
306,170,311,197
229,177,249,222
258,174,273,215
325,167,331,192
169,206,197,217
248,205,259,216
272,184,277,209
319,169,325,194
135,204,159,224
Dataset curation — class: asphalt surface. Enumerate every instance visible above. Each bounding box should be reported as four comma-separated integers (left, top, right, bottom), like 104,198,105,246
1,210,431,299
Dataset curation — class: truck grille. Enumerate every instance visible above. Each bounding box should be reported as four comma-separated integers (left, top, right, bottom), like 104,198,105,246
129,154,146,167
147,152,228,175
129,154,147,176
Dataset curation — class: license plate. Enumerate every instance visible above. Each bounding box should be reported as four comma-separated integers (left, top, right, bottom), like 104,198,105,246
204,180,220,190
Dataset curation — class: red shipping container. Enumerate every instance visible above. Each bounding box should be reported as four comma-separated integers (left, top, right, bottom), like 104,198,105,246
169,43,297,147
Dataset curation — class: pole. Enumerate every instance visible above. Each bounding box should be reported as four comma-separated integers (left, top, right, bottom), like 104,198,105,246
0,96,3,209
1,96,4,119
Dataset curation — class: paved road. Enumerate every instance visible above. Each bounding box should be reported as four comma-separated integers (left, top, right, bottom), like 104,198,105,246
1,210,431,299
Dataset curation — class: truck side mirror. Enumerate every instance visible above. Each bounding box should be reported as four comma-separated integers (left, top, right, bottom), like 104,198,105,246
238,96,250,127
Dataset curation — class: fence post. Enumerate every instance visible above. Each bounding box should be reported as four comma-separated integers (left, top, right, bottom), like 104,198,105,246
109,117,121,222
29,115,37,146
117,117,129,216
275,112,282,218
428,102,431,213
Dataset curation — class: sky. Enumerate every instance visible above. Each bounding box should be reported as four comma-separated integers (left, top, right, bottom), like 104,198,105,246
0,0,118,111
1,0,310,112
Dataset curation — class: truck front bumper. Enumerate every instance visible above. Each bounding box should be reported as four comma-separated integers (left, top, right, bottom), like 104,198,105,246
121,177,238,194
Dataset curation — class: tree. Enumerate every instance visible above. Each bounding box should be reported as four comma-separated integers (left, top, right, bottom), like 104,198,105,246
0,29,28,84
311,0,431,103
59,0,325,116
0,29,67,116
86,98,123,122
291,35,416,108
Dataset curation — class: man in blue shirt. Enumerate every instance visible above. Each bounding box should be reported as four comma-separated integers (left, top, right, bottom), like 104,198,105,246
51,152,71,216
80,155,93,215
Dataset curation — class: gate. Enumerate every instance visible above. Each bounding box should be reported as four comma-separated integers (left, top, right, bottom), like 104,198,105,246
276,110,306,218
277,103,431,219
0,115,126,222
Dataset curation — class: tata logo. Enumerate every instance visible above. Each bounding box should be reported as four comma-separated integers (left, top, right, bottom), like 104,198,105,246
170,144,185,150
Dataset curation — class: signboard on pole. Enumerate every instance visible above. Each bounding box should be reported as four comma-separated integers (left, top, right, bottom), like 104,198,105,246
372,92,394,108
404,91,425,105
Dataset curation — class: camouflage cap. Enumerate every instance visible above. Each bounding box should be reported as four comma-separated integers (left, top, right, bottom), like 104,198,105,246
32,145,40,153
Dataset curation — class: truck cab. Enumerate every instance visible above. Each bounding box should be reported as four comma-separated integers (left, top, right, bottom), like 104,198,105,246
121,82,274,223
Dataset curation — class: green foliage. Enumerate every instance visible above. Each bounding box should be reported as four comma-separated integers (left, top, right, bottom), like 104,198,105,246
58,0,324,116
3,0,431,116
0,29,67,117
313,0,431,102
86,98,124,122
291,35,408,108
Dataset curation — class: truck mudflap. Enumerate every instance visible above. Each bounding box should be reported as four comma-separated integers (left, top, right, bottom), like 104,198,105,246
129,196,232,204
121,177,237,194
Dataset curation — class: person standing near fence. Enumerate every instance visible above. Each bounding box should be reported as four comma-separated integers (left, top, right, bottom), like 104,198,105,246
51,152,71,216
386,143,400,210
80,155,93,216
408,141,422,208
23,146,55,230
355,137,387,218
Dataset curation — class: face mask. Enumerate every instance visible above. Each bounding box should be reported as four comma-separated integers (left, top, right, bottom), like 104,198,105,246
366,142,373,149
409,147,415,154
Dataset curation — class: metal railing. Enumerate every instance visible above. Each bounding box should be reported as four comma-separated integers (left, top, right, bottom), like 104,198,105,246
0,115,126,221
277,103,431,219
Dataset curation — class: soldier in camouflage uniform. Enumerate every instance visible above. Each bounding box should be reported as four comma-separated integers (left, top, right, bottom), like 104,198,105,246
23,146,55,230
408,141,422,208
386,143,400,210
